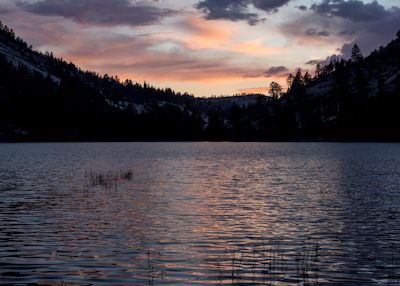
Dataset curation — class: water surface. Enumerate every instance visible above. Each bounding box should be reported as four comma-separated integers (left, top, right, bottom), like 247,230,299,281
1,142,400,285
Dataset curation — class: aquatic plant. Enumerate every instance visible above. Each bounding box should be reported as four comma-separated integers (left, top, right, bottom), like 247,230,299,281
84,168,133,189
145,249,165,285
386,243,400,286
212,238,321,285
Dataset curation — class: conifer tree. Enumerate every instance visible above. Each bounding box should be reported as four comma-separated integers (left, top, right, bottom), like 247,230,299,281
315,63,322,78
286,73,294,90
351,43,363,62
303,71,312,85
269,81,283,100
293,69,304,86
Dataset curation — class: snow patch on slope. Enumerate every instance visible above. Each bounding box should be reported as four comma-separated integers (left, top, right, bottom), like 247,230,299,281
0,42,60,84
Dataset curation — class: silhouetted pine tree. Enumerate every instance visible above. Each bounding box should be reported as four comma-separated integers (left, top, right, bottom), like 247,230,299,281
351,43,363,62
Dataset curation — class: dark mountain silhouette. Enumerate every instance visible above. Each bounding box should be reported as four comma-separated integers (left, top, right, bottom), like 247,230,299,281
0,21,399,142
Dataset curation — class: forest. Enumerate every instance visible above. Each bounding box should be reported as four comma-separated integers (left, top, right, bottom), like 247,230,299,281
0,21,400,142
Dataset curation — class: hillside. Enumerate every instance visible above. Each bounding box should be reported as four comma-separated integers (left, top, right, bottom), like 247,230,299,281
0,21,399,141
0,22,264,141
281,33,400,140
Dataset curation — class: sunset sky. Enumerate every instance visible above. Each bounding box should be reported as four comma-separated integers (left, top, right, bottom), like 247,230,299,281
1,0,399,97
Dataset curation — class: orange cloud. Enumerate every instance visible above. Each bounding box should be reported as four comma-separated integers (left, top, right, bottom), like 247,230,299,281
178,16,234,50
178,15,287,57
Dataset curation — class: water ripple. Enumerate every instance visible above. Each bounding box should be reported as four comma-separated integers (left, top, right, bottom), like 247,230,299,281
1,142,400,285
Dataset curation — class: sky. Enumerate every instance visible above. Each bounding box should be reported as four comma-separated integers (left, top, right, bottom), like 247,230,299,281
0,0,399,97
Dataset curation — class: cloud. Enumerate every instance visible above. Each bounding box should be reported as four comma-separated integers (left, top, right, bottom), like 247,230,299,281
264,66,289,76
310,0,391,22
305,59,320,65
0,4,259,84
244,65,289,78
309,0,400,57
0,1,15,14
0,2,284,93
340,42,357,59
281,0,400,58
194,0,292,25
16,0,176,26
171,15,287,57
305,28,330,37
305,54,342,67
297,5,307,11
195,0,263,25
35,30,266,83
176,15,235,50
252,0,292,13
280,13,346,47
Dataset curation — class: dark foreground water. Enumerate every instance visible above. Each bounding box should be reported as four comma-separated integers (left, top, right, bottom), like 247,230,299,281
1,143,400,285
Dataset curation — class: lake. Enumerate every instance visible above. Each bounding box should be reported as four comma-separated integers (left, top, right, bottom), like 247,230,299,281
1,142,400,285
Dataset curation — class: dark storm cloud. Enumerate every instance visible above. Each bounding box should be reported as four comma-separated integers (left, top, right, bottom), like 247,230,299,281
195,0,292,25
310,0,391,22
16,0,176,26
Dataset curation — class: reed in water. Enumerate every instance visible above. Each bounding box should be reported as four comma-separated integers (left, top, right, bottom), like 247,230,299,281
84,168,133,189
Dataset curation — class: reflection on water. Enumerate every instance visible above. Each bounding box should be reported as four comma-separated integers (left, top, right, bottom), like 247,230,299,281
1,142,400,285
